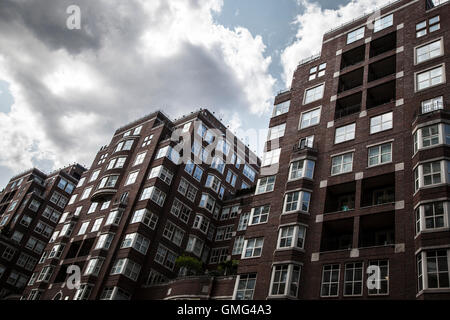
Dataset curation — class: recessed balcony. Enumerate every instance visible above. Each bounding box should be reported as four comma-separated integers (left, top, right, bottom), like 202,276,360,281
90,188,117,202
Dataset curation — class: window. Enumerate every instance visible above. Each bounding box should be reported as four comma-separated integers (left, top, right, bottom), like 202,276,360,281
170,199,192,224
210,247,228,264
199,193,216,212
162,221,185,246
193,166,204,182
215,225,233,241
142,134,153,147
421,96,444,114
304,84,324,104
120,233,150,254
238,212,250,231
272,100,290,117
84,257,104,276
149,165,174,185
374,14,393,32
140,186,166,206
242,238,264,258
268,123,286,141
417,249,450,290
110,259,141,281
95,233,114,250
344,262,363,296
155,145,179,164
249,205,270,225
277,225,306,249
269,264,301,297
206,174,221,193
79,187,92,200
299,135,314,149
105,210,123,226
234,274,257,300
7,201,17,212
226,170,237,187
370,112,393,134
368,260,389,295
415,201,448,233
114,139,134,152
414,161,444,191
300,107,321,129
2,247,16,261
91,217,103,232
11,231,23,243
154,245,177,270
368,143,392,167
416,65,445,91
131,209,158,229
193,214,210,234
331,152,353,175
77,177,86,187
211,157,225,174
133,125,142,135
289,159,315,180
416,39,443,64
309,63,326,81
255,176,275,194
262,148,281,167
186,236,204,257
335,123,355,144
57,178,75,194
232,236,245,256
90,170,100,182
283,191,311,213
37,265,55,283
321,264,340,297
416,15,440,38
243,165,256,182
347,27,364,44
78,221,90,235
133,152,146,166
184,160,195,175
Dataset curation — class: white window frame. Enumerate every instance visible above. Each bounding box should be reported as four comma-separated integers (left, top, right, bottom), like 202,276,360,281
299,107,321,129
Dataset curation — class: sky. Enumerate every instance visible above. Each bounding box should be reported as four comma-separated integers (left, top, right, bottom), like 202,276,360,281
0,0,392,189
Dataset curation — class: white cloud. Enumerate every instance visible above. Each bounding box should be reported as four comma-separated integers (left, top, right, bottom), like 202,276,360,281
0,0,275,184
281,0,391,86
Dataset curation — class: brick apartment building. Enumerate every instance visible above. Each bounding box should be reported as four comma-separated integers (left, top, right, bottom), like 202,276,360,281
134,0,450,300
22,109,260,300
10,0,450,301
0,164,86,299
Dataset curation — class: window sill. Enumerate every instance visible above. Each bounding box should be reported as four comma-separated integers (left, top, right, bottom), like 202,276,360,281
282,210,310,216
366,161,393,169
275,247,305,253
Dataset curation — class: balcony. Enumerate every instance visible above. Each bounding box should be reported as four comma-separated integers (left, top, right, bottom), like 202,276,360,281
366,80,396,110
369,31,397,58
335,92,362,120
320,218,354,252
361,173,395,208
324,182,356,214
341,45,365,70
368,55,396,82
90,188,117,202
359,212,395,248
338,68,364,93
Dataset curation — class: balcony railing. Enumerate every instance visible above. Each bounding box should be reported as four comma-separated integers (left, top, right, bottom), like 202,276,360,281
335,104,361,120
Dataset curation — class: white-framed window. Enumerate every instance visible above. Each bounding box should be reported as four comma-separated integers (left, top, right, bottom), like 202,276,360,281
2,247,16,261
170,198,192,224
95,233,115,250
416,15,440,38
269,264,301,298
211,157,225,174
78,221,90,235
242,237,264,259
421,96,444,114
343,262,364,296
225,170,237,187
347,26,364,44
140,186,166,206
414,160,450,192
255,176,276,194
416,65,445,91
283,190,311,213
368,143,392,167
277,225,306,249
155,145,180,164
91,217,103,232
232,236,245,256
415,201,449,234
309,63,327,81
272,100,290,117
374,14,393,32
299,107,321,129
331,152,353,175
368,260,389,295
289,159,315,180
199,193,216,212
84,257,105,276
131,208,158,229
193,214,210,234
321,264,340,297
262,148,281,167
142,134,153,147
209,247,228,264
249,205,270,225
149,165,173,185
73,284,93,300
76,177,86,187
417,249,450,291
413,122,450,153
120,233,150,254
80,186,93,200
238,212,250,231
186,235,204,257
110,258,141,281
37,265,55,283
268,123,286,141
154,245,177,271
206,174,221,193
87,202,98,214
370,112,393,134
193,166,204,182
299,135,314,149
215,225,233,241
162,221,185,246
304,84,324,104
90,169,100,182
415,38,444,64
335,123,355,144
114,139,134,153
234,274,257,300
125,171,139,186
105,210,123,226
133,125,142,135
133,152,146,166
